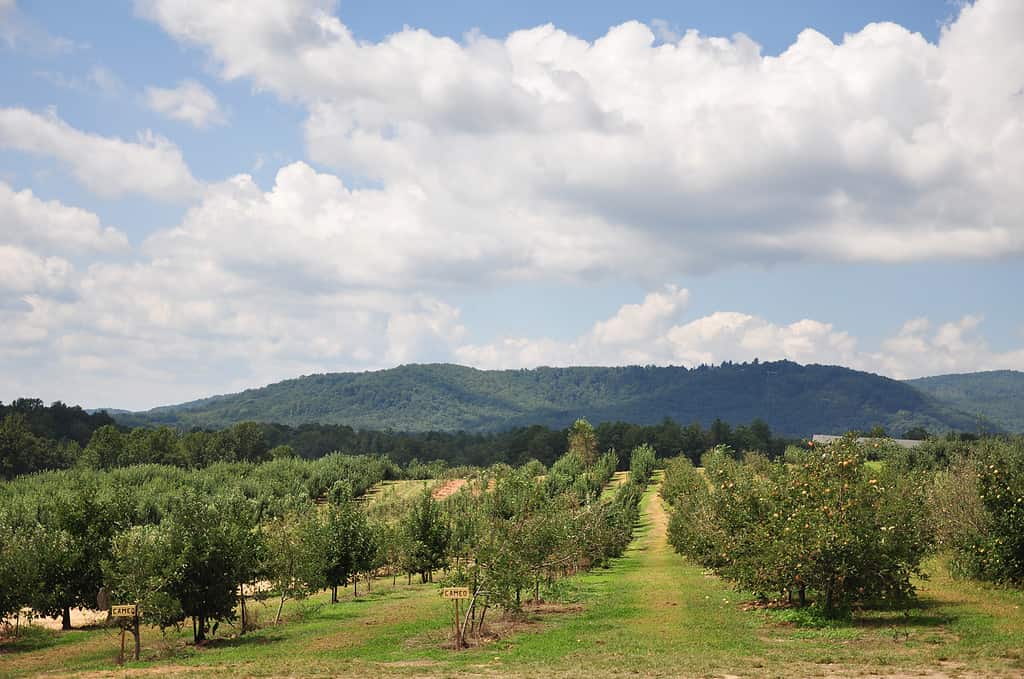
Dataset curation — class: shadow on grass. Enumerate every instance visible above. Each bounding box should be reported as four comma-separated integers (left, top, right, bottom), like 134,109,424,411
197,631,287,649
1,623,123,655
0,626,64,653
767,598,958,631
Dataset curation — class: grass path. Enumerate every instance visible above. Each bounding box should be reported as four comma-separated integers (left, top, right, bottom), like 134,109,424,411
498,475,766,677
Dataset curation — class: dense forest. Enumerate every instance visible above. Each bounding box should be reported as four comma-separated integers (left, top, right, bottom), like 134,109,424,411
1,400,800,478
908,370,1024,432
111,361,994,435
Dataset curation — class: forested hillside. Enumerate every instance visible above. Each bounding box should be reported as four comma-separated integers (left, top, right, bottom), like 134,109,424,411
907,370,1024,433
114,361,985,436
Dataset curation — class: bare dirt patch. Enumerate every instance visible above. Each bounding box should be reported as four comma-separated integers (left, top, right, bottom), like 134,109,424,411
431,478,467,500
69,665,209,678
15,607,108,631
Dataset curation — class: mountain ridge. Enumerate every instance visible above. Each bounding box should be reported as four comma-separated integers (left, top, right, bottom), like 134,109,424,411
110,360,1005,436
907,369,1024,433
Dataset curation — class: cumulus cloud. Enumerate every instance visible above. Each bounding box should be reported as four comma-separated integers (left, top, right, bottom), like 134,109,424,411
875,316,1024,378
0,107,200,201
5,1,1024,408
0,168,474,407
134,0,1024,275
143,161,645,288
456,286,859,369
455,287,1024,378
0,246,71,294
145,79,227,128
0,181,128,252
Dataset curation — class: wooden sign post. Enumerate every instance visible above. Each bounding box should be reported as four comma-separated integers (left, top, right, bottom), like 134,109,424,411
441,587,470,648
111,604,140,662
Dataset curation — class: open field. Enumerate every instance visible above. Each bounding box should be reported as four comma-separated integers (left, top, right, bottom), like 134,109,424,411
3,477,1023,678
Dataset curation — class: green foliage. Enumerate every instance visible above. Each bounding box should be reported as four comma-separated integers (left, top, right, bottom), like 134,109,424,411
665,437,933,615
154,491,257,642
932,438,1024,584
6,402,802,477
629,443,657,486
909,370,1024,433
104,524,184,631
0,511,37,620
568,418,598,465
113,361,988,436
0,412,75,479
262,508,322,621
0,398,114,446
438,450,646,616
402,490,450,582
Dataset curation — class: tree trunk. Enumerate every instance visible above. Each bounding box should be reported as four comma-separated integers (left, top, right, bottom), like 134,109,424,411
366,573,371,592
240,589,248,634
354,578,359,597
61,605,72,630
331,585,338,604
275,593,286,624
478,605,488,633
132,611,140,660
798,585,806,607
195,615,207,643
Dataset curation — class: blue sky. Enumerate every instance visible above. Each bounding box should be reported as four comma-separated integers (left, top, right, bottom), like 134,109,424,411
1,0,1022,409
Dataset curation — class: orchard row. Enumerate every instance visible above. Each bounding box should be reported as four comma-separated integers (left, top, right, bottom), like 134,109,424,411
663,435,1024,615
0,419,654,644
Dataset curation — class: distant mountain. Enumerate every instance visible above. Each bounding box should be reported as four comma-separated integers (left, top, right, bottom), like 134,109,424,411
113,361,989,436
907,370,1024,433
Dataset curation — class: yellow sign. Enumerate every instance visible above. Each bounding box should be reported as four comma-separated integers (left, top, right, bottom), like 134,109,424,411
441,587,470,600
111,604,137,617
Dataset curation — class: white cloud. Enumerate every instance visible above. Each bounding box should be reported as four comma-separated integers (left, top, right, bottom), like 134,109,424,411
0,245,71,294
145,79,227,128
456,287,1024,379
35,67,124,96
0,107,200,201
0,166,476,407
0,181,128,252
4,1,1024,409
143,161,644,289
1,0,79,54
135,0,1024,275
875,316,1024,378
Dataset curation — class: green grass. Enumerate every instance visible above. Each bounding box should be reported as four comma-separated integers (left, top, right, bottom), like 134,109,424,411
599,470,630,501
361,479,437,506
4,477,1024,678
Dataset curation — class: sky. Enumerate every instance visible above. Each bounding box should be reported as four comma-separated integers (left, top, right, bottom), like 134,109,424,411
1,0,1023,410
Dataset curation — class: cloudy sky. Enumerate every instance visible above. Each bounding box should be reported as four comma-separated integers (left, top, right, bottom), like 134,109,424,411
1,0,1023,410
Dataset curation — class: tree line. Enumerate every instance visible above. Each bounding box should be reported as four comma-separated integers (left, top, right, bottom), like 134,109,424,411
1,397,798,479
